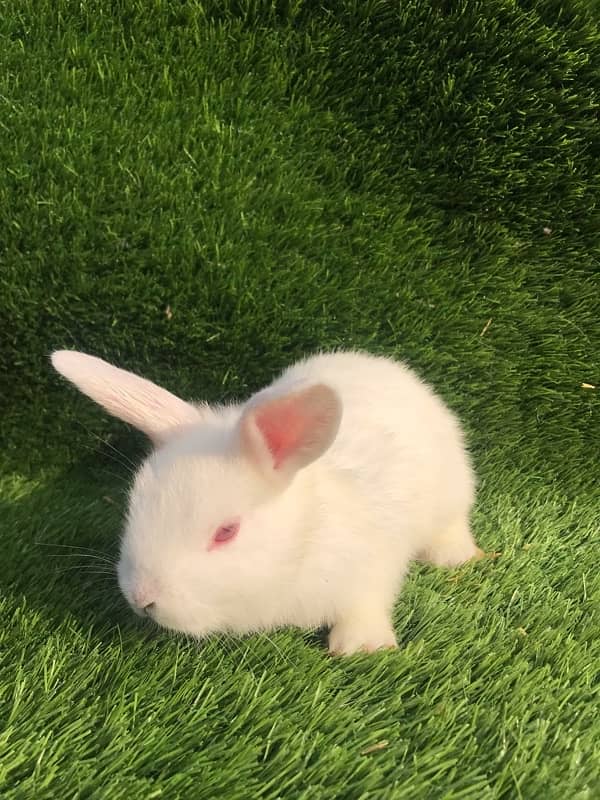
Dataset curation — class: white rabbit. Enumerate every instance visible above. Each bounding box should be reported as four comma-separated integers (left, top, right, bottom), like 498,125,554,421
51,349,482,655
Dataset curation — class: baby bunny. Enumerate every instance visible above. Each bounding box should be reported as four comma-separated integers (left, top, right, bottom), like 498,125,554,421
51,349,482,655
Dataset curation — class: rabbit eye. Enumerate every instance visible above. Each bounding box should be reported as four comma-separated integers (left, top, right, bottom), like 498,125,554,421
211,521,240,548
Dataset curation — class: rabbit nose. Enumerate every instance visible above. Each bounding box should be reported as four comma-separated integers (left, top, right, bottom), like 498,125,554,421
131,586,155,614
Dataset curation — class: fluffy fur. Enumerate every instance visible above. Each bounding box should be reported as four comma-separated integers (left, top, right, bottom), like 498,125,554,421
51,349,480,655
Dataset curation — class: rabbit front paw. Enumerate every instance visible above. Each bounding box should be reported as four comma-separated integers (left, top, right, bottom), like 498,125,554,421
328,615,398,656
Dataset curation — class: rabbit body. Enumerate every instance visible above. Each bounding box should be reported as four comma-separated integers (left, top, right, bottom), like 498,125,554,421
52,349,480,654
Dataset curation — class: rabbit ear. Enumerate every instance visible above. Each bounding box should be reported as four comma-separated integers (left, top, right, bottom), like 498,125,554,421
239,383,342,483
51,350,202,444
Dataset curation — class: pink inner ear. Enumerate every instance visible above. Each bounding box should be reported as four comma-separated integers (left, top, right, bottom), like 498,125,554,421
255,400,307,469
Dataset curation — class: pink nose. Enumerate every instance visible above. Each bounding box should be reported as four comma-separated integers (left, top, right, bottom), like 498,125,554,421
131,586,155,614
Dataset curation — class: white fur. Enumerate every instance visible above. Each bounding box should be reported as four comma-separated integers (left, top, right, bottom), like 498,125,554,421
52,349,479,655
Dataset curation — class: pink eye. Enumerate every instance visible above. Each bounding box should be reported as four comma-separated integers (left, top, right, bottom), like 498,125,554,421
210,520,240,549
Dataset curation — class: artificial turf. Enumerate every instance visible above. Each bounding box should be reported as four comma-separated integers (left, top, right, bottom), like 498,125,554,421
1,1,599,797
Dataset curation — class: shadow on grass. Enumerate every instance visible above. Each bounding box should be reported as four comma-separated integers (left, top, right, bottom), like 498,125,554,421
2,436,161,644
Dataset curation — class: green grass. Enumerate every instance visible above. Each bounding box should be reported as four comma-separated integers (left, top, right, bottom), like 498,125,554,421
1,1,599,797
